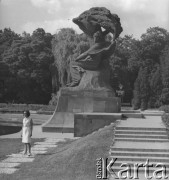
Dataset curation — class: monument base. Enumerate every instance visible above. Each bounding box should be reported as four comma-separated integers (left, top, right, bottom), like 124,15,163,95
42,88,121,133
74,113,122,137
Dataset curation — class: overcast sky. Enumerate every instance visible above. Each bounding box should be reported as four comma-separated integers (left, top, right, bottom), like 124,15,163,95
0,0,168,39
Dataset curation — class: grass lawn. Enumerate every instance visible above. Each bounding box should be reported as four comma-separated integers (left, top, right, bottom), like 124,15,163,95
0,124,115,180
0,138,45,161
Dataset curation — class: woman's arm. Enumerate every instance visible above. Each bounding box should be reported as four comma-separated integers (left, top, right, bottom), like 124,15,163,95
30,119,33,136
21,126,23,137
21,119,23,137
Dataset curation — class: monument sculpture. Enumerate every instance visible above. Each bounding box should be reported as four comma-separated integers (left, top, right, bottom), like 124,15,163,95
42,7,123,133
67,30,116,89
67,7,123,91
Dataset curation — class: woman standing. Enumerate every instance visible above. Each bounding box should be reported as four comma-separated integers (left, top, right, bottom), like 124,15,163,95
21,110,33,156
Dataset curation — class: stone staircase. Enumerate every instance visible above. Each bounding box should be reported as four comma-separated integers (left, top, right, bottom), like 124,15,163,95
109,116,169,180
115,127,169,142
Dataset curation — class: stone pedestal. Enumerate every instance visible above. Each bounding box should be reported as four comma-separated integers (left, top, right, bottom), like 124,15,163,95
74,113,122,137
42,88,121,133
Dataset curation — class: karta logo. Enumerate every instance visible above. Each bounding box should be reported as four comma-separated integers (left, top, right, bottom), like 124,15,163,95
96,158,168,179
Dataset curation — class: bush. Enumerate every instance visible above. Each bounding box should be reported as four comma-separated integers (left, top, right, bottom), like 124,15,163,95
159,105,169,113
162,113,169,128
49,93,59,106
161,113,169,138
0,103,55,112
0,103,7,108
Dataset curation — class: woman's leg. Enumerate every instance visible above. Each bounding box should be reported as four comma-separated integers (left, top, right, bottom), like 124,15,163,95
27,143,31,155
23,143,27,154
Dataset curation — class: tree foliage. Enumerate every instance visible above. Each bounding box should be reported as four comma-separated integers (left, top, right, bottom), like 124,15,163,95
0,26,169,109
131,27,169,109
1,28,54,104
52,28,91,86
160,45,169,104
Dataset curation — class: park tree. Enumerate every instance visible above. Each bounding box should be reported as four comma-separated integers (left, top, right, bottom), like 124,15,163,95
52,28,91,87
148,64,162,107
2,28,54,104
160,45,169,104
110,35,140,103
133,67,150,110
0,28,21,59
0,28,21,102
132,27,169,109
141,27,169,63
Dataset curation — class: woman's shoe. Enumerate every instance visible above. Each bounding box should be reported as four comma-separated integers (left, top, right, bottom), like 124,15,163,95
27,153,32,157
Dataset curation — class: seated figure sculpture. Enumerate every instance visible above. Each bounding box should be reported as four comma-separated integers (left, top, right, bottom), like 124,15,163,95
68,30,116,88
66,7,123,91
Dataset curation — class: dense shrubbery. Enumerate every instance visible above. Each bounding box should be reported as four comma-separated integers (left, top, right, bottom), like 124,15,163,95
0,28,54,104
161,113,169,136
0,103,55,112
161,106,169,136
159,105,169,113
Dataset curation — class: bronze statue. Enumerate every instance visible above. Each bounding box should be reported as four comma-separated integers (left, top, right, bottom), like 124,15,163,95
42,7,123,133
67,7,123,88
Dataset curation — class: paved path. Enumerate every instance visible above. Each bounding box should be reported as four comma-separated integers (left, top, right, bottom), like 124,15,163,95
0,137,67,174
109,115,169,180
0,125,79,175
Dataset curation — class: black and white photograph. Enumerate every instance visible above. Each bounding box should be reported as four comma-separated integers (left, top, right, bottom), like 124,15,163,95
0,0,169,179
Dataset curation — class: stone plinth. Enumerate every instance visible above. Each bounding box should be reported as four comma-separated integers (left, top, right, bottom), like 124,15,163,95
74,113,122,137
42,88,121,133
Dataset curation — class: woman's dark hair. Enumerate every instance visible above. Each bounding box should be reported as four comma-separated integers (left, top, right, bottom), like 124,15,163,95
23,110,30,117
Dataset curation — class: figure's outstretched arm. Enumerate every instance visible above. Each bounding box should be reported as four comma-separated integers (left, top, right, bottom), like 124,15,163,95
75,44,98,61
105,39,116,52
75,51,89,61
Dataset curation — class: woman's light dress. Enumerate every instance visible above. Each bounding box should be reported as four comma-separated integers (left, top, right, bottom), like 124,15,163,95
22,117,32,143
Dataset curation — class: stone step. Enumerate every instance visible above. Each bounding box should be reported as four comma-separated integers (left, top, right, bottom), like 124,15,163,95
2,157,34,163
116,127,167,131
33,144,57,148
121,110,141,113
122,113,144,118
31,147,47,151
110,148,169,153
109,173,167,180
0,168,18,174
34,142,57,145
109,151,169,158
115,138,169,143
109,156,169,163
108,166,168,174
31,150,47,155
45,138,66,142
113,162,169,168
115,134,169,139
142,112,164,116
115,130,167,135
143,110,164,113
0,163,21,168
